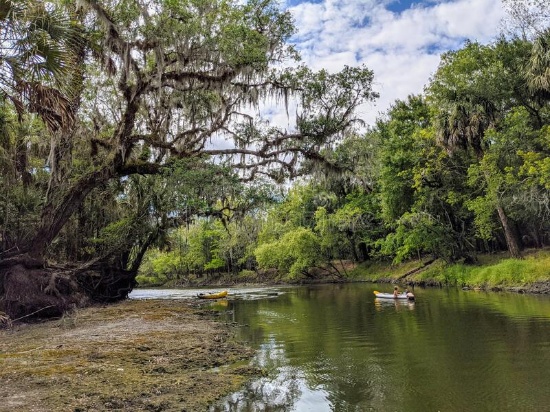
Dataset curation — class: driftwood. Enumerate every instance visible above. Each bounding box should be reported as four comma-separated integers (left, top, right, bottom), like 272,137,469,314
397,259,436,280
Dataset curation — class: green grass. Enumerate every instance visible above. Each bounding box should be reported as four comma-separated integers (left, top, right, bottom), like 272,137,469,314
349,248,550,290
467,252,550,286
412,249,550,288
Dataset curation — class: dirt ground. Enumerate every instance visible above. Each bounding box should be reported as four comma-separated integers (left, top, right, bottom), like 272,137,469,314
0,299,257,412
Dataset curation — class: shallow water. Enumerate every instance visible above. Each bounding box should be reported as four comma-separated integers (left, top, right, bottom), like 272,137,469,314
196,284,550,412
130,286,288,301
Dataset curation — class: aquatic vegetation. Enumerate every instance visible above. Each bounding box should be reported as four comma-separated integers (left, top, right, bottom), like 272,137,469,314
0,300,257,411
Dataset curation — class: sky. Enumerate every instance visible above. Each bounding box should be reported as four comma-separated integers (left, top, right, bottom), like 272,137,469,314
275,0,507,126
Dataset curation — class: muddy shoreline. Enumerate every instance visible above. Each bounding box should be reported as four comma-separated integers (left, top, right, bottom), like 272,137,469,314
0,299,256,412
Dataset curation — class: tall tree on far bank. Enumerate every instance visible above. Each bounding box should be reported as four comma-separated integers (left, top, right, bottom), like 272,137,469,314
427,40,539,258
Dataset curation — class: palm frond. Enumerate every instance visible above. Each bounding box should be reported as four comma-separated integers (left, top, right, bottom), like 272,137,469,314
24,82,75,131
0,0,85,130
526,29,550,95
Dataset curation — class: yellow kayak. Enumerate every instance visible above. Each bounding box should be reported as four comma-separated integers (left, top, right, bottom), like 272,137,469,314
197,290,228,299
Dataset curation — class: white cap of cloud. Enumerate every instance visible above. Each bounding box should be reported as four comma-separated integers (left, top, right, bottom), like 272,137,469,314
282,0,506,125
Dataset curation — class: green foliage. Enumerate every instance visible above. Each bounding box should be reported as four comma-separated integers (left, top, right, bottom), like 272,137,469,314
465,195,498,241
372,95,476,262
376,95,431,223
255,227,321,279
237,269,256,279
204,257,225,271
526,28,550,95
517,125,550,189
376,212,456,263
136,248,170,286
139,212,264,280
313,189,382,262
149,251,181,280
0,0,80,86
89,218,133,249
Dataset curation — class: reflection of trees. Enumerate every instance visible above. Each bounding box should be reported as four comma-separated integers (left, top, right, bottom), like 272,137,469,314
222,286,415,410
220,287,393,410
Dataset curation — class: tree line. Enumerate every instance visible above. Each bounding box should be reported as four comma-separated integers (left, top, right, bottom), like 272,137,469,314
0,0,548,317
139,28,550,284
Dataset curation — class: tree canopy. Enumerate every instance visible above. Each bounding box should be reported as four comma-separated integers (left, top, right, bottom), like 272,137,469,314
0,0,378,318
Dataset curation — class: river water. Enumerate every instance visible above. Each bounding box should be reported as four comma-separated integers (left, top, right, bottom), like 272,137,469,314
131,284,550,411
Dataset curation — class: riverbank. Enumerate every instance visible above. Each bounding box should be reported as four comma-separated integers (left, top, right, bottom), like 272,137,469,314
349,248,550,294
0,299,256,412
152,248,550,295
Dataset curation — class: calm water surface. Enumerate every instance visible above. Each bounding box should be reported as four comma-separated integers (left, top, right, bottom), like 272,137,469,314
202,284,550,412
131,285,550,411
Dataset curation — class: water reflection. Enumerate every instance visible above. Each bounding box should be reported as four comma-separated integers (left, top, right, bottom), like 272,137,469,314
212,335,331,412
214,284,550,412
374,298,415,312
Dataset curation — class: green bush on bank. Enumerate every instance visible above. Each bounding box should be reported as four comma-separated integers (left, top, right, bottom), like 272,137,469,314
414,262,470,285
136,274,167,287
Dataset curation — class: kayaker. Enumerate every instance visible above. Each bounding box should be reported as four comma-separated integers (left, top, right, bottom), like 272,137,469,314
393,286,399,298
404,288,415,300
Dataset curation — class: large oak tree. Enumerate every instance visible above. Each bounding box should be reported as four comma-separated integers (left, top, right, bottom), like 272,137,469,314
0,0,377,318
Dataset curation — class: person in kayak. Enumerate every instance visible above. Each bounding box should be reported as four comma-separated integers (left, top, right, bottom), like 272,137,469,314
404,288,415,300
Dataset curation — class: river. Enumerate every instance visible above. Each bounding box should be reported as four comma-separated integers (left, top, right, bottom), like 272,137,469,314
131,284,550,411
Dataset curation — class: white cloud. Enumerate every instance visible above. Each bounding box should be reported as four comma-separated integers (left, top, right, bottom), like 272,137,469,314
284,0,507,125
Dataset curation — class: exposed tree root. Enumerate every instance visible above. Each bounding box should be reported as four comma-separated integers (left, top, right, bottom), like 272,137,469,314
0,311,12,329
0,257,136,320
0,263,86,319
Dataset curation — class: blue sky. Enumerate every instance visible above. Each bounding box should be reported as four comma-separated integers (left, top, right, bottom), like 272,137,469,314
270,0,506,126
386,0,422,13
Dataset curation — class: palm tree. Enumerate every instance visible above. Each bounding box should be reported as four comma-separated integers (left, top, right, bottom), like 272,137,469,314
0,0,83,131
526,28,550,100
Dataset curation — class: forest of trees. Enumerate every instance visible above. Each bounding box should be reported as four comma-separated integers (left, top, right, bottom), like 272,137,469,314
1,0,549,318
